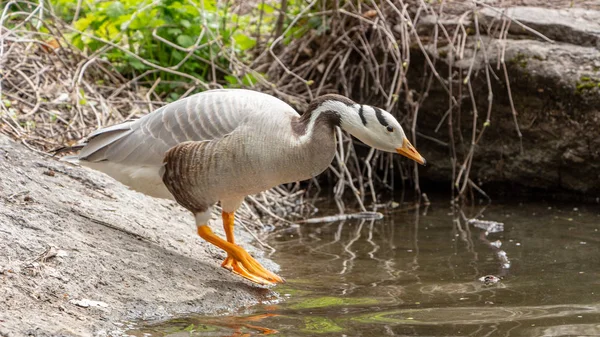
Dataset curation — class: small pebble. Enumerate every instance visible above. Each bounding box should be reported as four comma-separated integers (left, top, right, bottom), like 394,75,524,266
479,275,500,285
490,240,502,248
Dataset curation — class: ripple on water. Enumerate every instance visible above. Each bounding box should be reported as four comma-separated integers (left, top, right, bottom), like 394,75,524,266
127,202,600,336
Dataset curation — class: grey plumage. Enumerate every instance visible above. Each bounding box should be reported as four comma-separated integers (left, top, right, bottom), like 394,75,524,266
66,88,424,221
66,89,340,212
80,89,292,165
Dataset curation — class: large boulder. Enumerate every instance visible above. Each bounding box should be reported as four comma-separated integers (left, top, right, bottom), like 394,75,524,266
413,5,600,197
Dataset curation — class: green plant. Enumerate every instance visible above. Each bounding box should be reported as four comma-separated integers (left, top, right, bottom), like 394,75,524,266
52,0,280,98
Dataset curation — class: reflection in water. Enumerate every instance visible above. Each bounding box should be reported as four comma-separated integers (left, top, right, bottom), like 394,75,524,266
129,313,279,336
128,202,600,336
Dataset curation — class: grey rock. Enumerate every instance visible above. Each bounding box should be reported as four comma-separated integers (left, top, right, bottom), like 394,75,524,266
0,135,276,336
479,6,600,48
413,7,600,196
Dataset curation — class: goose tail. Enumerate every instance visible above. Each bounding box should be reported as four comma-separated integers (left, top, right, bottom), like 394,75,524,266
53,121,135,163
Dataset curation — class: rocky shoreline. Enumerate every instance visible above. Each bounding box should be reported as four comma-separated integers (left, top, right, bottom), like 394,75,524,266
0,135,278,336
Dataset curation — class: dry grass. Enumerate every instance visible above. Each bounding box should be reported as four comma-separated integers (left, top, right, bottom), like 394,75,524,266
0,1,318,226
0,9,142,152
253,0,553,205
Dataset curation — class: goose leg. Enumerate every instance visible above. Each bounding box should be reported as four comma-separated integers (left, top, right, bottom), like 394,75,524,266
196,215,284,285
221,211,237,272
219,211,284,284
221,211,238,272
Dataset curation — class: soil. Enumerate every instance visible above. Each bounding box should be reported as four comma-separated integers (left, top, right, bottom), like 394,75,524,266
0,135,279,336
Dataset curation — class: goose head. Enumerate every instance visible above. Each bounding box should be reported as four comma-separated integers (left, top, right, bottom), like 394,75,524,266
309,95,426,165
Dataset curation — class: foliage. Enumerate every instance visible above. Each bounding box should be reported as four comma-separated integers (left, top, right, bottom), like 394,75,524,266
49,0,285,99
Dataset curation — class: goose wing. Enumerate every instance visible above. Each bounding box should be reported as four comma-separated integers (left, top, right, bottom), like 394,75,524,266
76,89,298,166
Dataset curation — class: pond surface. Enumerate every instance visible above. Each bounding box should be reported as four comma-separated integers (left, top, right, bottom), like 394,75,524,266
130,200,600,336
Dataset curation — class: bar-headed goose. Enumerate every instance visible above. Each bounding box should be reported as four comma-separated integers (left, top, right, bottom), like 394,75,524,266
64,89,425,285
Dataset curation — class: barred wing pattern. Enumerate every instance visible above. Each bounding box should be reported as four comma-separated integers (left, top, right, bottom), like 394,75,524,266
78,89,298,166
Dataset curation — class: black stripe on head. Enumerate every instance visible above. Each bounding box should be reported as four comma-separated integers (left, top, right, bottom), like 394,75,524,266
307,94,356,113
374,107,389,127
358,105,367,126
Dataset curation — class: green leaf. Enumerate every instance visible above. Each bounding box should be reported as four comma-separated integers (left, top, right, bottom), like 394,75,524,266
241,73,258,86
233,33,255,51
257,2,275,14
74,15,94,31
71,34,84,50
224,75,239,85
128,58,147,70
167,28,183,36
171,50,183,63
180,19,191,29
106,2,125,19
176,35,194,48
201,0,217,11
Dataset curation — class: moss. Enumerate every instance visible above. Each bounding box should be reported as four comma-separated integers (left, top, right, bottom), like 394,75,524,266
575,76,600,94
289,296,379,310
301,317,344,334
510,53,528,69
576,82,596,92
350,309,422,324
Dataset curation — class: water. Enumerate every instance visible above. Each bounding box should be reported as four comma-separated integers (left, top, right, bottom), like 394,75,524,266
129,201,600,336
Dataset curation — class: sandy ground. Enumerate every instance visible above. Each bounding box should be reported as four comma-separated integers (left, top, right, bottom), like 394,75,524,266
0,135,279,336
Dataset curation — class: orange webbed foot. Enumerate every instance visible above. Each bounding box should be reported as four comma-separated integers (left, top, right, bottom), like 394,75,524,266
197,212,285,286
221,248,285,286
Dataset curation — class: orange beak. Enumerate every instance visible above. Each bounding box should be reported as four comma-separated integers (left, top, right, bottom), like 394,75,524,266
396,138,426,165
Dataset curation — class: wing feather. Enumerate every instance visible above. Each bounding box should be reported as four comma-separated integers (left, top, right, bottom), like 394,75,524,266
76,89,298,166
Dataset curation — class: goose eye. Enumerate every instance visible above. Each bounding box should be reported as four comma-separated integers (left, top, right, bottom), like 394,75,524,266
386,126,394,132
